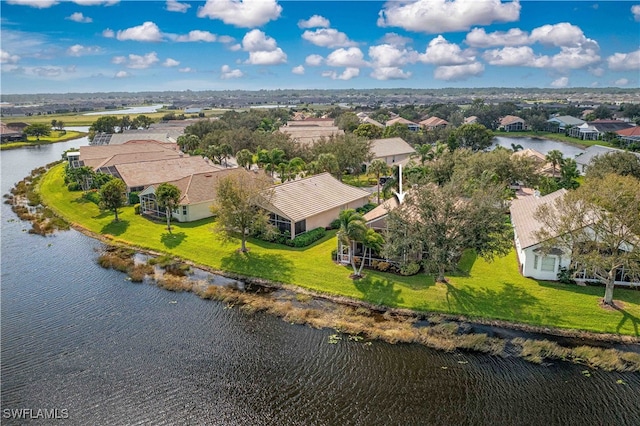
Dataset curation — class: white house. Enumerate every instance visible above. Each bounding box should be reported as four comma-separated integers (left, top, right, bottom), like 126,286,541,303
368,137,416,167
510,190,571,281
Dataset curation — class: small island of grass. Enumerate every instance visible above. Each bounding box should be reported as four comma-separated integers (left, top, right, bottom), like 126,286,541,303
1,130,88,150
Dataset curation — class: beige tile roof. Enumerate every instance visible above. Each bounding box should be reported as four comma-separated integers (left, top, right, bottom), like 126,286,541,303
386,117,418,126
109,133,173,144
363,197,399,223
94,151,183,169
509,189,567,249
115,156,223,188
370,137,416,159
266,173,370,223
79,141,179,169
500,115,525,126
279,126,344,145
168,168,253,205
419,116,449,127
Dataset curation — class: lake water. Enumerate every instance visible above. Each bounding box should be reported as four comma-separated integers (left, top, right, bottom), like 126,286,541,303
1,136,639,425
82,104,164,116
494,136,586,158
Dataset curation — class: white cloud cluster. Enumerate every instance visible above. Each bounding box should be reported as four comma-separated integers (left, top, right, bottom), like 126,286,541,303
116,22,163,42
607,50,640,71
322,68,359,81
305,54,323,67
326,47,367,68
420,35,473,66
465,28,529,48
298,15,330,29
291,65,305,75
9,0,118,6
174,30,218,43
0,49,20,64
112,52,159,69
302,28,357,49
633,5,640,21
115,70,130,78
434,62,484,81
67,12,92,23
220,64,243,79
377,0,520,34
368,44,417,80
198,0,282,28
550,77,569,88
241,30,286,65
163,58,180,67
166,0,190,13
67,44,101,57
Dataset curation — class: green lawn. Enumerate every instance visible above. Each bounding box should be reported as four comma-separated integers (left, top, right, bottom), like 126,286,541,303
39,164,640,336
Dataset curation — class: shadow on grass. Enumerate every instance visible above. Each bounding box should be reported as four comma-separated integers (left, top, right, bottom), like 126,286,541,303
444,281,559,323
161,232,186,249
536,280,640,306
449,250,477,278
614,306,640,336
354,274,404,306
100,219,129,236
220,250,294,283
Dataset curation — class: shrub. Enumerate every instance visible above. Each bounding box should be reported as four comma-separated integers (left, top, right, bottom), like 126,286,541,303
329,219,341,229
400,262,421,276
82,190,101,205
134,204,141,215
557,267,576,284
376,262,391,272
67,182,82,191
331,249,338,261
128,192,140,205
285,227,326,247
356,203,376,215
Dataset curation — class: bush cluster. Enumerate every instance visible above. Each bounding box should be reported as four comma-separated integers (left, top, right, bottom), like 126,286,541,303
284,227,326,247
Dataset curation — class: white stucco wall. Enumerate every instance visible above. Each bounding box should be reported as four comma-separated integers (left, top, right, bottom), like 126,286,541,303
172,201,213,222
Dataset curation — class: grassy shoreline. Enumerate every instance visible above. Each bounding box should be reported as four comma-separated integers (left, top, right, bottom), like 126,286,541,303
1,131,87,150
37,163,640,337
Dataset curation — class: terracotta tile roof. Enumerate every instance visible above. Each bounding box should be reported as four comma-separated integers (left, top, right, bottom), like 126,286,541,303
386,117,418,127
509,189,567,249
616,126,640,137
419,116,449,127
169,168,253,205
500,115,525,126
79,141,181,169
266,173,370,223
115,156,223,188
370,137,416,159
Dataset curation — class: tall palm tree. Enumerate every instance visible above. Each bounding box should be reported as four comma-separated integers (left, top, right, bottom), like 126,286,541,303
156,183,181,234
368,159,389,204
337,209,367,277
545,149,564,178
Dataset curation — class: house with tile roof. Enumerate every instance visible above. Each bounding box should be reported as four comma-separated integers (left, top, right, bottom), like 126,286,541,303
546,115,585,133
498,115,526,132
574,144,640,175
0,122,24,142
511,148,557,177
615,126,640,146
419,116,449,130
568,120,634,141
263,173,370,239
368,137,416,167
510,189,571,280
385,117,420,132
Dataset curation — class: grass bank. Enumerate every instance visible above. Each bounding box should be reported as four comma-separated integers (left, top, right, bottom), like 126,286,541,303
0,131,87,150
38,163,640,336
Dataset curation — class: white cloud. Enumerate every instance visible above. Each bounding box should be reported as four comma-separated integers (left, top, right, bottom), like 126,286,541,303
240,30,286,65
229,44,242,51
242,29,277,52
326,47,367,67
633,5,640,22
549,46,600,70
370,67,412,80
218,35,235,44
378,0,520,34
117,22,163,42
530,23,595,48
113,52,159,69
197,0,282,28
67,12,92,23
433,62,484,81
464,27,529,48
614,78,629,86
298,15,330,29
102,28,115,38
220,64,243,79
322,67,360,80
292,65,305,75
482,46,549,67
607,50,640,71
175,30,217,42
380,33,412,47
0,49,20,64
550,77,569,88
115,70,130,78
246,49,287,65
163,58,180,67
166,0,190,13
369,44,417,67
66,44,101,57
179,67,193,73
301,28,357,48
72,0,119,5
305,54,324,66
420,35,473,66
6,0,58,8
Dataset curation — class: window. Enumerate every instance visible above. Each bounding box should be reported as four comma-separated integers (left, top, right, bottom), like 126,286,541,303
269,213,291,234
182,206,187,215
294,220,306,236
541,256,556,272
533,255,539,269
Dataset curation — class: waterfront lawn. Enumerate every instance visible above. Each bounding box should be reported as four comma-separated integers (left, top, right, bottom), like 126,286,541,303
0,131,86,150
39,164,640,336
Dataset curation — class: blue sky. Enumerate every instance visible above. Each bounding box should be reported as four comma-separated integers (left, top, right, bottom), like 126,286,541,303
1,0,639,94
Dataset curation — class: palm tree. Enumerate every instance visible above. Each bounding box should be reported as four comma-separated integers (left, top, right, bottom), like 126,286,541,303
235,149,254,170
156,183,182,234
368,159,389,204
545,149,564,178
357,228,385,277
337,209,367,277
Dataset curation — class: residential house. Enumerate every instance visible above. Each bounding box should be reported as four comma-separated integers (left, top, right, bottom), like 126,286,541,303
568,120,634,141
139,168,252,223
574,144,640,175
385,117,420,132
0,122,24,143
419,116,449,130
263,173,370,239
464,116,479,125
73,140,182,169
368,137,416,167
616,126,640,146
360,116,384,128
510,189,571,281
511,148,557,178
499,115,526,132
545,115,585,133
279,118,344,145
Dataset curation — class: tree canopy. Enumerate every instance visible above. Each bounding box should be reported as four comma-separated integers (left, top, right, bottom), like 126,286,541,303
99,178,127,222
24,123,51,140
156,183,181,234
